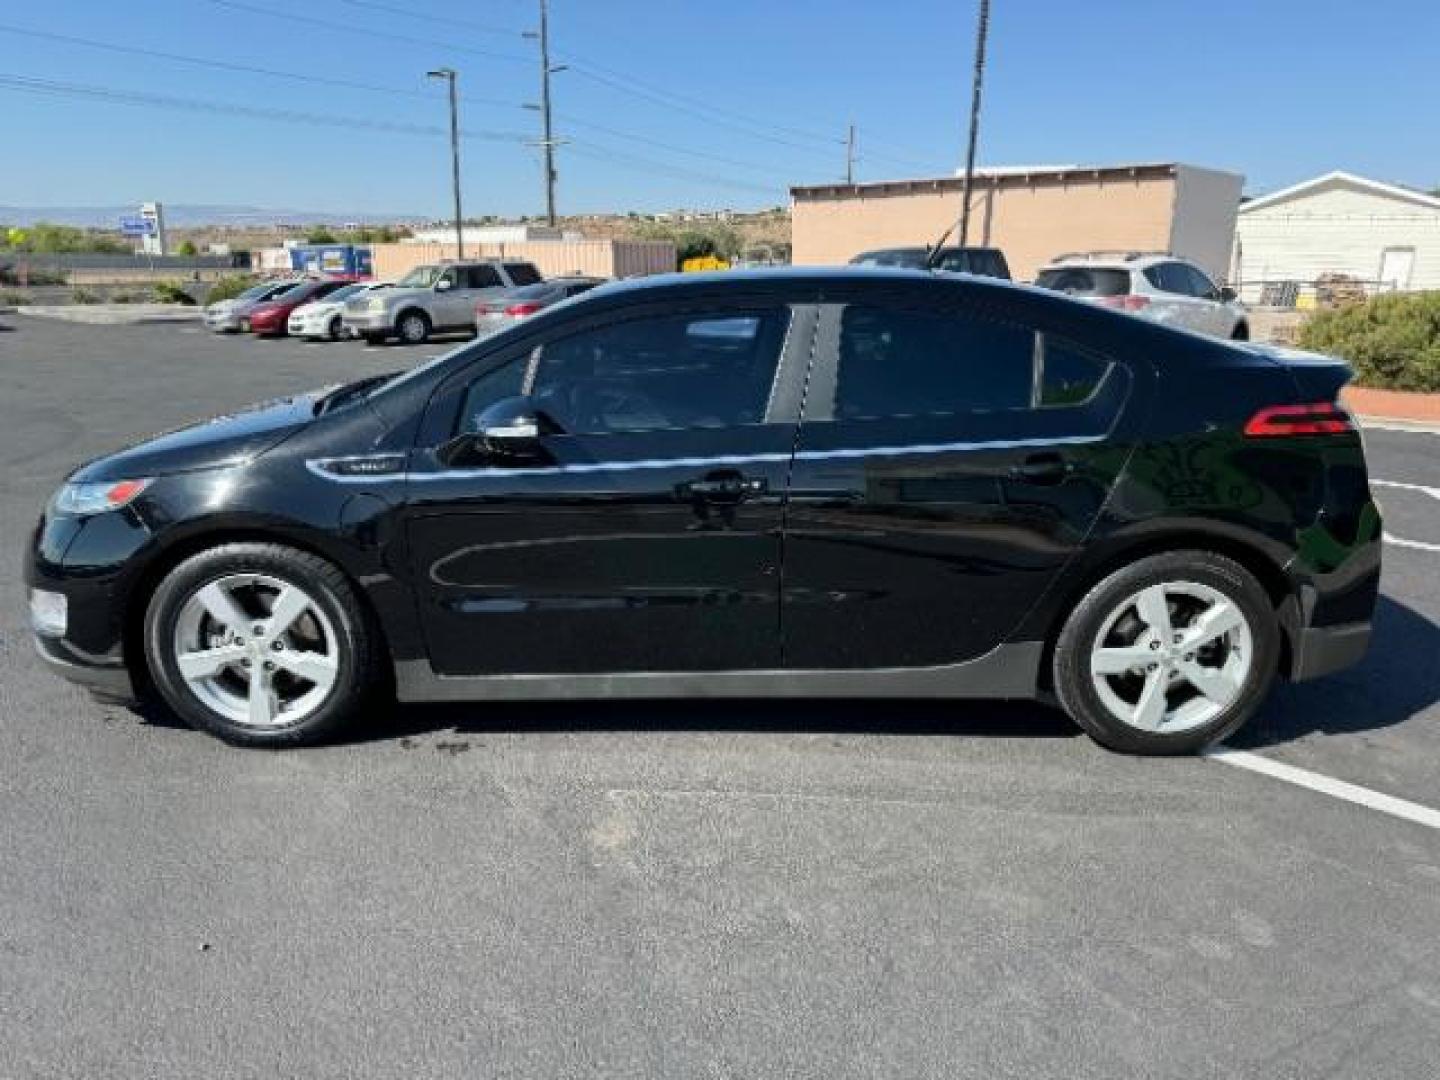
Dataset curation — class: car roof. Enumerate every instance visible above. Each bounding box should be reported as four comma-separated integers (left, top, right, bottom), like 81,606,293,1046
1041,251,1190,271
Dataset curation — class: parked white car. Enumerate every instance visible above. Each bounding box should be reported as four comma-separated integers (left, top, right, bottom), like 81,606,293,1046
287,281,392,340
1035,252,1249,340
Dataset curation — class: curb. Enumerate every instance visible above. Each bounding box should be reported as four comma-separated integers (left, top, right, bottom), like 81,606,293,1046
1342,386,1440,427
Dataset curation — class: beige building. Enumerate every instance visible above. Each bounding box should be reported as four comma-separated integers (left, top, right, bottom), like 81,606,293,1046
371,239,675,282
791,162,1243,282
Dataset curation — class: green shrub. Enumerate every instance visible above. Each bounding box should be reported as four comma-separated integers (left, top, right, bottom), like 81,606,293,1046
204,274,258,303
152,280,198,305
110,291,142,304
1298,291,1440,392
71,287,102,305
0,289,31,306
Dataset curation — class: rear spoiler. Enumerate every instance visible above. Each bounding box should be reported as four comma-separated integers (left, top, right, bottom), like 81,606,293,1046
1244,344,1354,405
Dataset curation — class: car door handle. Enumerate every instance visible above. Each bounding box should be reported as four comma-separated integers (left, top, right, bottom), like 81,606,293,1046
1008,453,1072,485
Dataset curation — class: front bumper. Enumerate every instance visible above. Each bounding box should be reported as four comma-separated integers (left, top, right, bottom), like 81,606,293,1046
33,635,136,702
342,311,392,332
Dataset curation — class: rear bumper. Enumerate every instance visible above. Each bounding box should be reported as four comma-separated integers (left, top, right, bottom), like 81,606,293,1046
1288,620,1372,682
34,635,136,703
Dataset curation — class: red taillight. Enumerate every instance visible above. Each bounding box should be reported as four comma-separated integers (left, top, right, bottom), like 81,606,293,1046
1098,294,1151,311
504,302,543,317
1243,402,1355,437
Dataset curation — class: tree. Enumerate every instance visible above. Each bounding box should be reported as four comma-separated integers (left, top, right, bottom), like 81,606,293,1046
305,227,339,244
177,240,199,256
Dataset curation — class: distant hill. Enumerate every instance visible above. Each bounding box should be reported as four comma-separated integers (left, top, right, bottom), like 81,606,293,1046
0,204,425,229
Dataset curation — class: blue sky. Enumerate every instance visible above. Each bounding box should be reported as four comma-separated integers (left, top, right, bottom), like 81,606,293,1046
2,0,1438,219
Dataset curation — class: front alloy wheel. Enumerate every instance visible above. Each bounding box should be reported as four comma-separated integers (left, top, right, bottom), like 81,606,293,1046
144,543,381,746
1053,551,1278,754
397,312,430,344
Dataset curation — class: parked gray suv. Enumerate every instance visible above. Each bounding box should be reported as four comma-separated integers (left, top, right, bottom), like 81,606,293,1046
342,259,543,344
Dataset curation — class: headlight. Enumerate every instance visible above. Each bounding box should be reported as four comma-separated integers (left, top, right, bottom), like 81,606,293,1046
53,478,153,515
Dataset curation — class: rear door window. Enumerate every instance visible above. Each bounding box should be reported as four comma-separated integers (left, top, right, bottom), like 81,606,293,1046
462,265,503,289
824,305,1113,420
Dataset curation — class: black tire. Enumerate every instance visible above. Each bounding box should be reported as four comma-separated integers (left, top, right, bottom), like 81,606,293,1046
361,331,387,346
396,309,431,345
327,315,343,341
1231,321,1250,341
1052,550,1279,755
143,543,382,747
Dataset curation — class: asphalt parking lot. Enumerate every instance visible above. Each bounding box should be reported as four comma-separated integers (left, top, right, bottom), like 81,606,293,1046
2,315,1438,1077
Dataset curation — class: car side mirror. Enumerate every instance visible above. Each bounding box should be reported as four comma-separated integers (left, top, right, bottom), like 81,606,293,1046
434,278,453,292
437,396,559,467
1219,286,1238,302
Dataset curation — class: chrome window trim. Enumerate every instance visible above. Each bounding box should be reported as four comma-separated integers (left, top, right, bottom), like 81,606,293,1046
307,433,1105,484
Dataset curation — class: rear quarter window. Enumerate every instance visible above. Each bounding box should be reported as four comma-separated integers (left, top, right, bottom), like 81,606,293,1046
503,263,543,286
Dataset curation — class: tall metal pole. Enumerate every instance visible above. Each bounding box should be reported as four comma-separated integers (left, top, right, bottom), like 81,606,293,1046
428,68,464,258
957,0,991,248
539,0,558,226
845,122,856,185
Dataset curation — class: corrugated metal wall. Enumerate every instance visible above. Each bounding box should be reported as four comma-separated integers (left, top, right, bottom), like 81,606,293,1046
371,240,675,281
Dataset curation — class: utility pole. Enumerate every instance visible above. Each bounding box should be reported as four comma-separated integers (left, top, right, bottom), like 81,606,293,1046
524,0,562,226
845,122,856,185
426,67,464,258
957,0,991,248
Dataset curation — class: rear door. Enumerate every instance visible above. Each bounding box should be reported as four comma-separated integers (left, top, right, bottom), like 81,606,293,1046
781,292,1138,670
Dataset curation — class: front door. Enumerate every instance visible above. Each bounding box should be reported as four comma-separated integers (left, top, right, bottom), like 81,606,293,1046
404,301,814,676
782,298,1137,670
1379,247,1415,292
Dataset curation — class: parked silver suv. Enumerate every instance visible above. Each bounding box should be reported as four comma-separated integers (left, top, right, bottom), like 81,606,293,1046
343,259,543,344
1035,252,1249,340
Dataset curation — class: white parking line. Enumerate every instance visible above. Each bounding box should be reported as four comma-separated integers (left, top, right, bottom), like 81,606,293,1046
1373,478,1440,500
1207,748,1440,831
1386,533,1440,553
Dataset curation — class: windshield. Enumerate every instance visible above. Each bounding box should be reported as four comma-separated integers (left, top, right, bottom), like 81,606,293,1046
234,283,273,301
396,265,444,288
326,284,366,303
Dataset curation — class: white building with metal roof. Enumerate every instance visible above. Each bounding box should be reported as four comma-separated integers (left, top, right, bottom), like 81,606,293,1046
1234,170,1440,301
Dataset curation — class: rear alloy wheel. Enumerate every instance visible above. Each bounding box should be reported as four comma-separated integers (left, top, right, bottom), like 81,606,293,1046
1053,551,1278,754
144,543,381,747
397,311,430,345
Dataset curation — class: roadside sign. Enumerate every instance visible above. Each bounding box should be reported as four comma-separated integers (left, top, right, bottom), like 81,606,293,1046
119,215,156,236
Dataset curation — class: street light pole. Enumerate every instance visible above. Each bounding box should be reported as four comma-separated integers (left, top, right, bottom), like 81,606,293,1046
957,0,991,248
427,67,464,258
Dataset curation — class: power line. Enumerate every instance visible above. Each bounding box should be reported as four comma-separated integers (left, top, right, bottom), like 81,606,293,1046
201,0,532,66
0,72,529,142
0,21,814,184
335,0,522,37
0,22,519,110
567,142,781,197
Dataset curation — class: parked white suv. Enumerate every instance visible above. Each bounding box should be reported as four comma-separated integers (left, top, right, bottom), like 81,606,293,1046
1035,252,1249,340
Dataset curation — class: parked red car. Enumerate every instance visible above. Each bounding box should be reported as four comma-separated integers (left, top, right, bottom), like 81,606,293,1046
245,279,352,337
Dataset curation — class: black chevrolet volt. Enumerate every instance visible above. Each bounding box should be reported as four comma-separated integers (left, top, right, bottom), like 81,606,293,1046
27,269,1381,753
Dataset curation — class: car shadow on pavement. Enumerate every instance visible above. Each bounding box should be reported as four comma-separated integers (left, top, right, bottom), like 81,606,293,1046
347,697,1081,747
1230,596,1440,750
